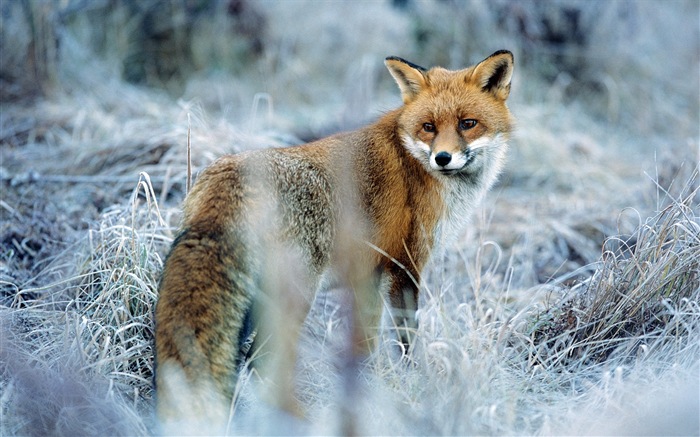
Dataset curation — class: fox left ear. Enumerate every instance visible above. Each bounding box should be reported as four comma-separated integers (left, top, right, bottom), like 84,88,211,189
385,56,428,104
471,50,514,100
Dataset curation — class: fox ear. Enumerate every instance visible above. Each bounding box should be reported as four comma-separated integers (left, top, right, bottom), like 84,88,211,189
471,50,514,100
385,56,428,104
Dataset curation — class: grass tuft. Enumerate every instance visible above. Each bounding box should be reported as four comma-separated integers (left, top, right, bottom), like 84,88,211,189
531,178,700,369
1,174,171,435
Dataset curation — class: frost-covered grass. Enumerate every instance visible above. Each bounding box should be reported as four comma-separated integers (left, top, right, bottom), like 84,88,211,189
1,1,698,435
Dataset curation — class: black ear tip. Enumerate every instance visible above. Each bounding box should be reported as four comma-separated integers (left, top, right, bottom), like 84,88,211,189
385,56,428,72
490,50,514,61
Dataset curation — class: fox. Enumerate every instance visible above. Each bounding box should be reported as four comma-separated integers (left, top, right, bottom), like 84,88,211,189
155,50,514,433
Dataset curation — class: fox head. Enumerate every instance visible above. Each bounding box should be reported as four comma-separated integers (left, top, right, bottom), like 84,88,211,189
385,51,514,178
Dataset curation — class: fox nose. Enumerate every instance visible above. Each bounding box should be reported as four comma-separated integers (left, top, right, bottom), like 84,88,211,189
434,151,452,167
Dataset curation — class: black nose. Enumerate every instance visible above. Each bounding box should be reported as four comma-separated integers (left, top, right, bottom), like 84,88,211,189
434,151,452,167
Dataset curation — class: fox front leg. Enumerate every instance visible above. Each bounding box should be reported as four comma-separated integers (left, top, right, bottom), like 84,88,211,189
385,263,419,353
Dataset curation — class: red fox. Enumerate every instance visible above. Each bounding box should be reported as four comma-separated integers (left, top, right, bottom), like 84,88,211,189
155,50,514,433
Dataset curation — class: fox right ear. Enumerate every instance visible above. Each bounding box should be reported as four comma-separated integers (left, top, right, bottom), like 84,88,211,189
471,50,514,101
385,56,428,104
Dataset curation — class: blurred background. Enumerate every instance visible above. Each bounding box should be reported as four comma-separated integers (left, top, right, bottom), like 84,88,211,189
2,0,698,137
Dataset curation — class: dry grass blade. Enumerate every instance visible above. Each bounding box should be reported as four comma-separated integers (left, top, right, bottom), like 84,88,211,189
186,112,192,195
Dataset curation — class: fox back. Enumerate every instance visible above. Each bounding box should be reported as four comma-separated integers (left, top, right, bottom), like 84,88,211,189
155,50,514,434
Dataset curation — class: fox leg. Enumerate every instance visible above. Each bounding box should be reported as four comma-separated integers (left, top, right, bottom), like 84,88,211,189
385,263,420,353
252,296,309,417
348,267,385,356
249,248,318,417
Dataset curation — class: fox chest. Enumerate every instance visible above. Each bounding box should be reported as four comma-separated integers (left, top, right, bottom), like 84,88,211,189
432,177,488,251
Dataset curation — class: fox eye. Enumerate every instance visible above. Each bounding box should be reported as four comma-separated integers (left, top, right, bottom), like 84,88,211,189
459,119,478,130
423,122,436,133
